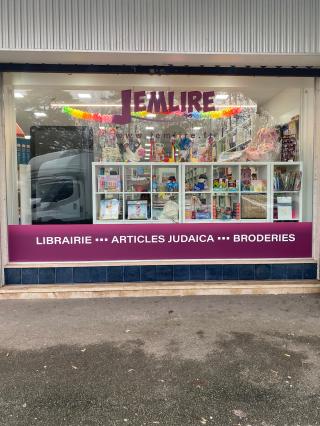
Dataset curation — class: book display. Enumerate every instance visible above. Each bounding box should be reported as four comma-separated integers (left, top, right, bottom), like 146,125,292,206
93,162,302,223
93,163,181,223
272,163,302,221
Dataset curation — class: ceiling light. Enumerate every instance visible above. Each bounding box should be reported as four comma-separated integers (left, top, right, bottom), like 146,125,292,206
14,92,25,99
215,94,229,100
145,126,154,130
34,112,47,118
78,93,92,99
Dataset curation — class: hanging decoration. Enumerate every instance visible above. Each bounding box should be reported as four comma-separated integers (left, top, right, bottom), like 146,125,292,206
62,105,242,123
131,106,242,120
62,106,114,123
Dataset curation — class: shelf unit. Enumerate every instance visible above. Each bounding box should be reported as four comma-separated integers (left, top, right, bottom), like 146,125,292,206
92,161,302,224
92,163,181,223
271,161,303,222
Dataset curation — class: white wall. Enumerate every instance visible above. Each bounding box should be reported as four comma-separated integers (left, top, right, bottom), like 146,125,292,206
261,88,301,124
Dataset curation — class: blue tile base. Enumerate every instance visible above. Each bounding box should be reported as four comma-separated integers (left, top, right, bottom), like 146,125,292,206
4,263,318,285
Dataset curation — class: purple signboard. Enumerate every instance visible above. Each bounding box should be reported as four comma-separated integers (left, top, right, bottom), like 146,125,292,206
8,223,312,262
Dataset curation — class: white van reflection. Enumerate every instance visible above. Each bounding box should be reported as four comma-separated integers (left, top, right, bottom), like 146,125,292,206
30,149,92,224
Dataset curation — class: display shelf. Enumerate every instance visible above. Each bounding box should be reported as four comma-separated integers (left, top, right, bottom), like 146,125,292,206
241,191,267,194
212,191,239,193
152,191,179,194
271,162,302,222
185,191,212,194
124,192,151,194
96,191,123,194
92,161,303,224
273,190,300,193
93,162,181,224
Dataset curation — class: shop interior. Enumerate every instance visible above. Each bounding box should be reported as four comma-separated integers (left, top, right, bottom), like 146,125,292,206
6,74,314,225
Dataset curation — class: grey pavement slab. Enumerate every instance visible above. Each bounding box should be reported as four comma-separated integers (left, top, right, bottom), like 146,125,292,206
0,294,320,425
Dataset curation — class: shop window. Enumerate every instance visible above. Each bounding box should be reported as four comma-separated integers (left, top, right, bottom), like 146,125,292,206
8,76,313,228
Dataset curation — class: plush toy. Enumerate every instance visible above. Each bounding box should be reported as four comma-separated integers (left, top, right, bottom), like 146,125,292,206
177,135,191,162
166,176,178,192
159,199,179,221
194,174,208,191
179,135,191,150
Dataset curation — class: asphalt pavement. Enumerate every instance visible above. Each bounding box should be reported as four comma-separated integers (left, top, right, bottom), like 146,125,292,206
0,294,320,425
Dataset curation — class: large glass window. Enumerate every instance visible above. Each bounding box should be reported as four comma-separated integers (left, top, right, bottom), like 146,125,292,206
8,74,313,228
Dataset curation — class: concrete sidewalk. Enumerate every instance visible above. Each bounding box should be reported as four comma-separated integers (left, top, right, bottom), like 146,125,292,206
0,294,320,425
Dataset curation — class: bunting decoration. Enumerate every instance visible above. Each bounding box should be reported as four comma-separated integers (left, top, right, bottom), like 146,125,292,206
62,105,242,123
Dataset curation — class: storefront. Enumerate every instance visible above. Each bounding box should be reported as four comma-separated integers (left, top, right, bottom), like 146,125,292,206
1,72,318,284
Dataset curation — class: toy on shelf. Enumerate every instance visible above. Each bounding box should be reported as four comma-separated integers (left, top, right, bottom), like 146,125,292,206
213,167,238,192
178,135,192,162
197,135,215,162
152,175,158,191
194,174,208,191
212,195,240,221
166,176,179,192
241,167,252,191
155,142,165,162
159,199,179,221
213,178,228,191
189,195,211,220
206,134,215,162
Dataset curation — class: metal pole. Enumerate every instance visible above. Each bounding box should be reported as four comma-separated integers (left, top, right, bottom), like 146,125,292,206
0,73,8,286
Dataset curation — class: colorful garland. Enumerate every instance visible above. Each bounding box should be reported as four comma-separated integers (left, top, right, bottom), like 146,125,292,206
131,107,242,120
62,105,242,123
62,106,114,123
